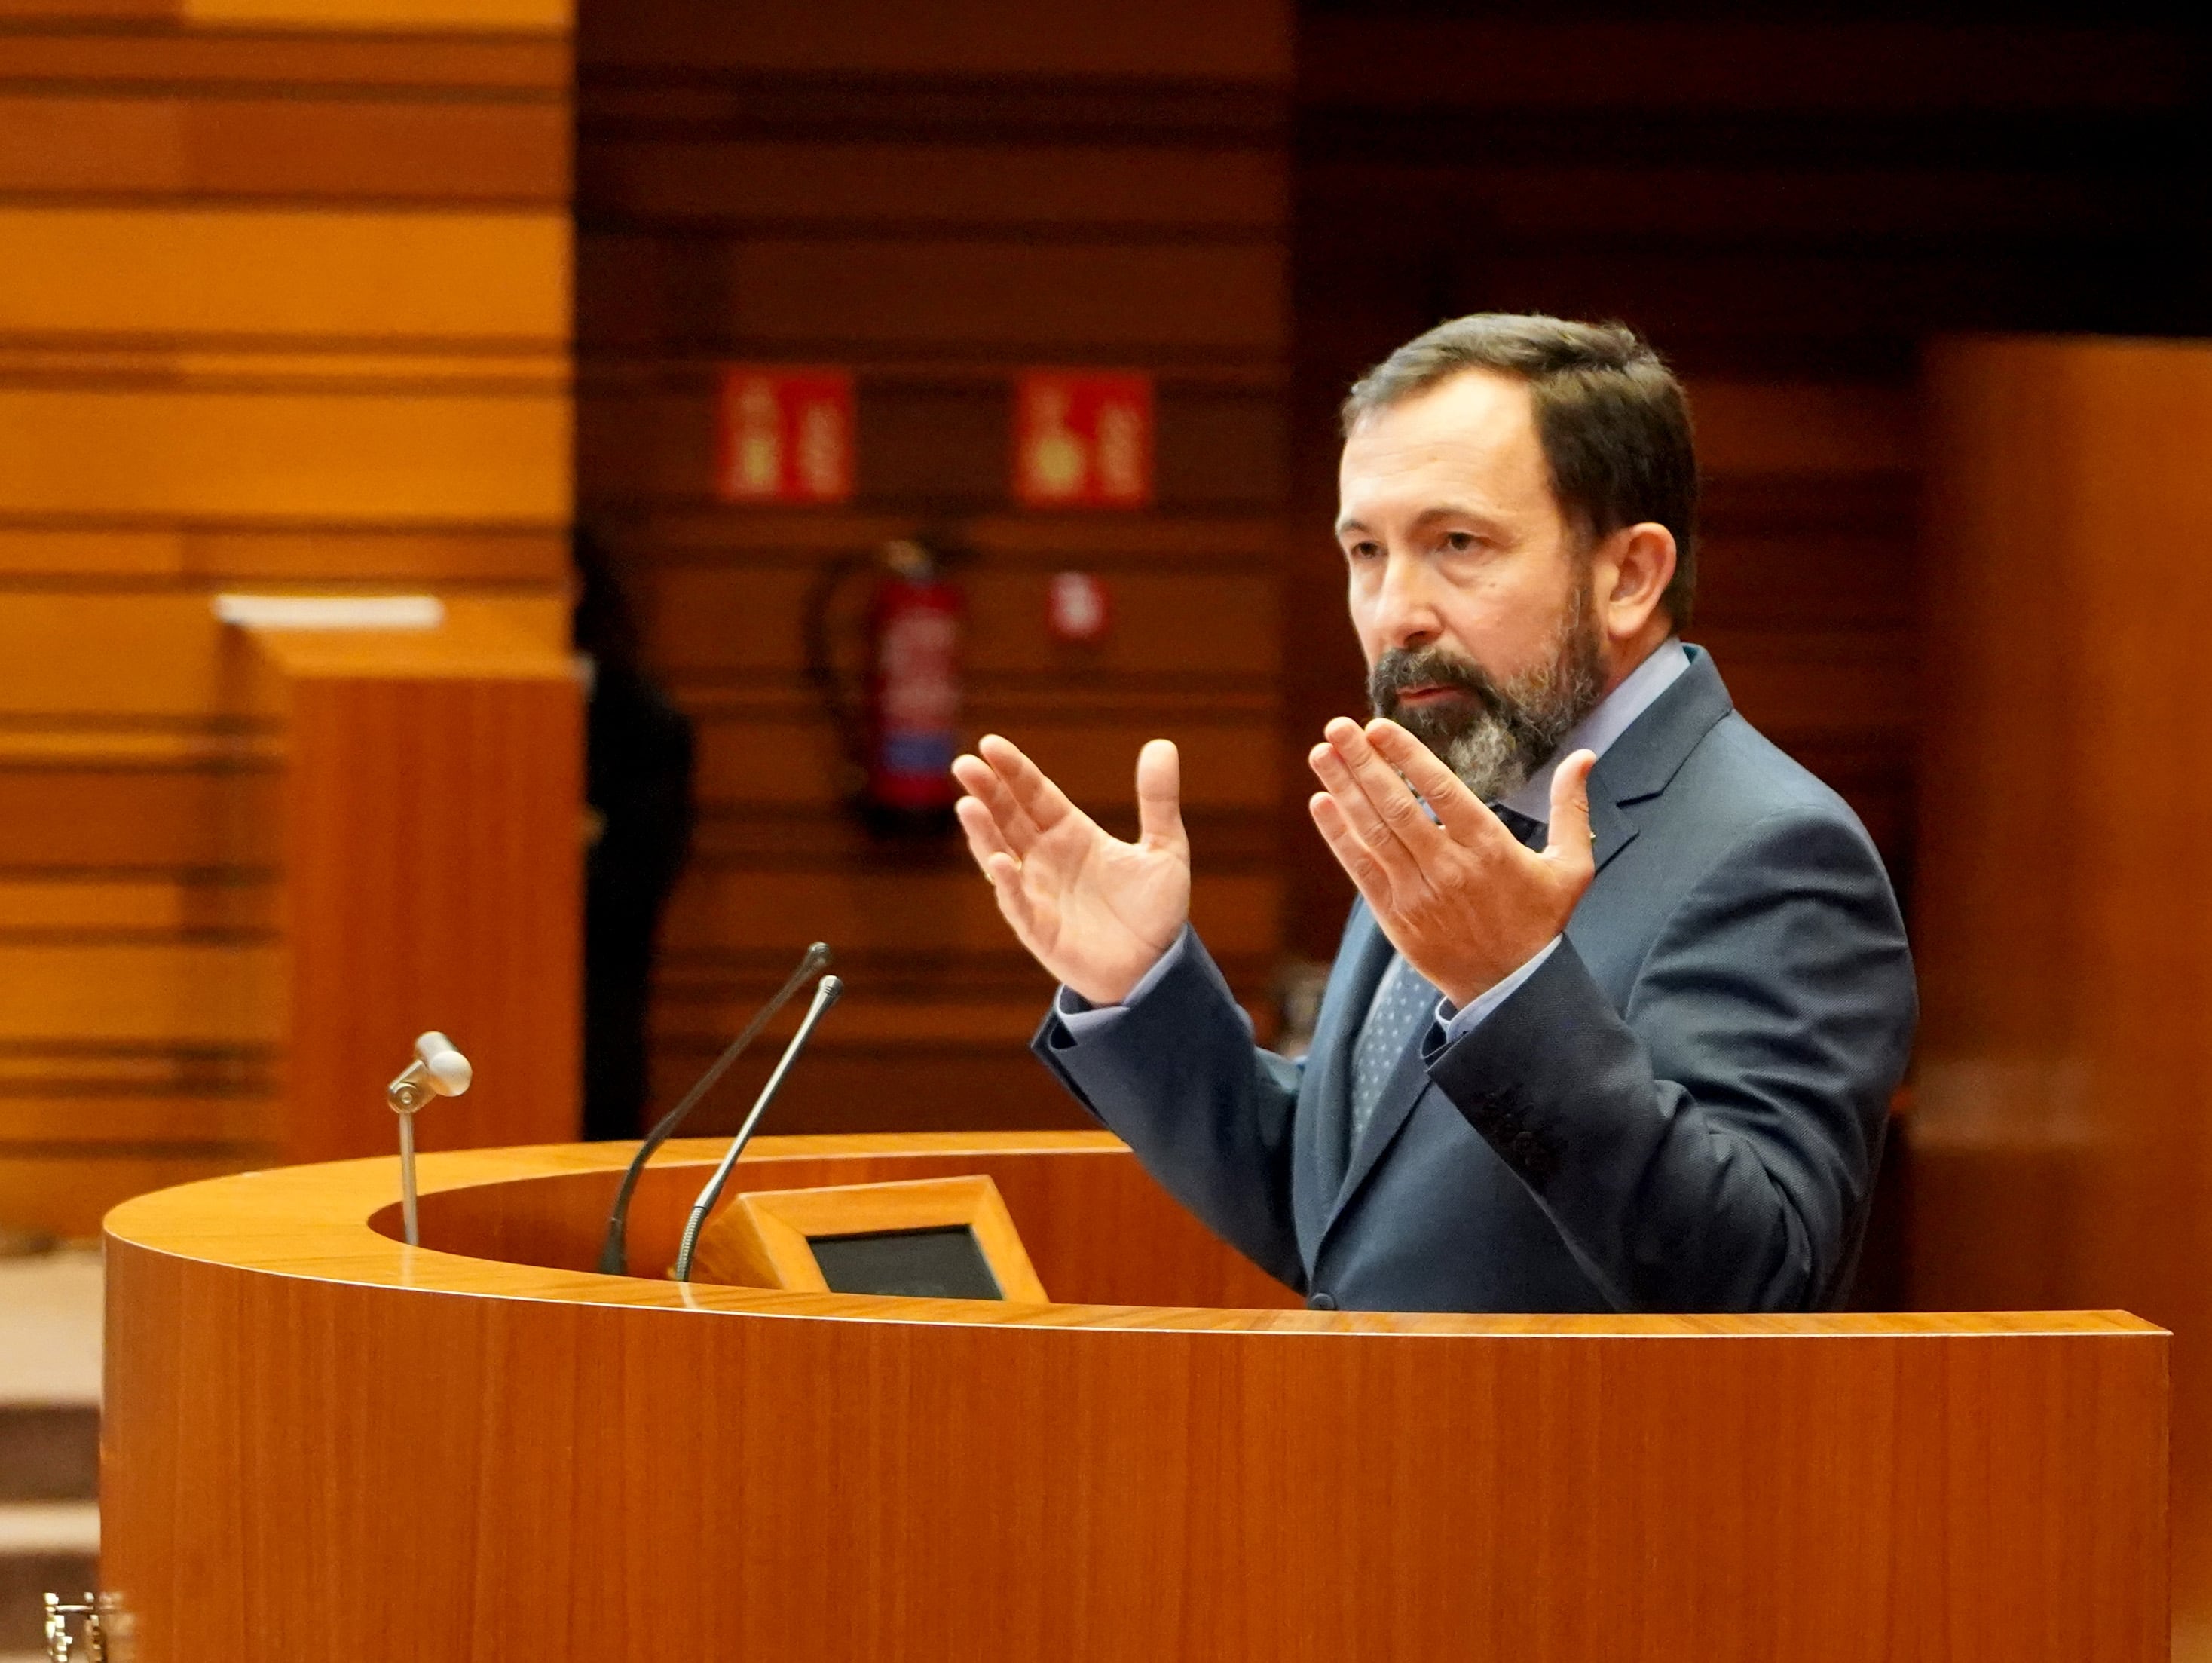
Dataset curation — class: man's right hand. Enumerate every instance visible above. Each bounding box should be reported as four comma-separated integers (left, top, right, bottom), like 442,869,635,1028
951,734,1191,1007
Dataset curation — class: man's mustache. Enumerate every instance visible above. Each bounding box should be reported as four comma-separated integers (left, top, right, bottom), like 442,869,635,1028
1368,645,1504,721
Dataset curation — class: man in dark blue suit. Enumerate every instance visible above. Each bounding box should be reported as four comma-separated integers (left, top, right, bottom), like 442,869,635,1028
952,314,1916,1314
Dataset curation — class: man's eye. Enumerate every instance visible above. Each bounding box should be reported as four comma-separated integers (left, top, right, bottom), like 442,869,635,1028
1346,541,1382,562
1442,531,1479,553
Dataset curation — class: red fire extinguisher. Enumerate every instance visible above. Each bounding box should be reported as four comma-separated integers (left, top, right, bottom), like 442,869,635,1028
807,538,965,835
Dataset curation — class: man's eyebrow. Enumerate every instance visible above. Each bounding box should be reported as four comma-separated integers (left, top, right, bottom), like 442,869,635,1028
1333,504,1495,538
1409,503,1492,527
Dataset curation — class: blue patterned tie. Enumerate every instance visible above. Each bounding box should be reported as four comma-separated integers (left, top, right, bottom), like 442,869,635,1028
1348,954,1439,1158
1345,805,1544,1161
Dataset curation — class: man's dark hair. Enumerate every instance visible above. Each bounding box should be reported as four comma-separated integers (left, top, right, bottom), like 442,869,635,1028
1342,314,1700,627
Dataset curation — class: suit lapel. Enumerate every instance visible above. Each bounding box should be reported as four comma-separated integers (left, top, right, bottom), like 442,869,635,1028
1296,906,1397,1226
1590,789,1638,875
1327,1006,1433,1229
1314,648,1739,1246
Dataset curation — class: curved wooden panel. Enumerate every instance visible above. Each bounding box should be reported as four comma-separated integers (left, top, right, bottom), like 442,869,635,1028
102,1135,2166,1662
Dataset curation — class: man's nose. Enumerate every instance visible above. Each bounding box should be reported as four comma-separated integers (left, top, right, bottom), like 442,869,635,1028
1373,551,1442,650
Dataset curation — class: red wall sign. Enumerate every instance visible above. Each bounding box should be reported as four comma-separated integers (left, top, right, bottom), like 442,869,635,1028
1014,371,1153,509
715,367,854,504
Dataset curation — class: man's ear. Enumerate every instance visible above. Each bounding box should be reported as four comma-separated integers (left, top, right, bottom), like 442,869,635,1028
1595,522,1677,643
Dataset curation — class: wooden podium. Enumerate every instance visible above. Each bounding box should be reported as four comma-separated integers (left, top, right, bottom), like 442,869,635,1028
102,1134,2168,1661
229,602,583,1164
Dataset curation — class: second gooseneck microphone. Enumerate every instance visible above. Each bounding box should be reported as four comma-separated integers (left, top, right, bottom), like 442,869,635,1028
596,942,831,1276
597,946,831,1273
672,973,843,1283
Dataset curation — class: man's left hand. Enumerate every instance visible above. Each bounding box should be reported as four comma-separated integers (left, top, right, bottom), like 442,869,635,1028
1307,718,1599,1009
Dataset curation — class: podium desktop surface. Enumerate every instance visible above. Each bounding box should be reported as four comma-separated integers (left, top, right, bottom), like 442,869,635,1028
101,1133,2167,1662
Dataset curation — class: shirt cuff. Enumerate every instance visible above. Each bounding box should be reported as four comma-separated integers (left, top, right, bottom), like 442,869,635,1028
1437,937,1562,1046
1053,927,1192,1041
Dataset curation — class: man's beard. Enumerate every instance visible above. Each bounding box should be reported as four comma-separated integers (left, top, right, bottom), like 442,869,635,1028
1367,590,1605,804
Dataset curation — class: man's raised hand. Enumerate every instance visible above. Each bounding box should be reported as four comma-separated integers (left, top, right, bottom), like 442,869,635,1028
952,734,1191,1007
1307,717,1597,1009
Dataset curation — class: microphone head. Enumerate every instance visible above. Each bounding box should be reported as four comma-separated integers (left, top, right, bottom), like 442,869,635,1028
424,1050,472,1095
803,942,831,974
817,973,843,1007
413,1032,473,1096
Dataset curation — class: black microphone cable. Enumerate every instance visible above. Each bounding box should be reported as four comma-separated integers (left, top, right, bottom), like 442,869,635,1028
672,972,843,1283
596,941,829,1276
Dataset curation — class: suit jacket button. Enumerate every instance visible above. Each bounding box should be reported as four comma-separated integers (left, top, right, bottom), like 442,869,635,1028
1308,1291,1337,1311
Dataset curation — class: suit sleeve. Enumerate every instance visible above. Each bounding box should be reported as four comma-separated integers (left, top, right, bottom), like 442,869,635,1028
1032,926,1308,1291
1426,807,1917,1312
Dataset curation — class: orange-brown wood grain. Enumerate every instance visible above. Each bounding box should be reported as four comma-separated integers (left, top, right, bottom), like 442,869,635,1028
1913,333,2212,1651
577,10,1293,1141
258,626,583,1161
102,1134,2168,1662
0,2,574,1236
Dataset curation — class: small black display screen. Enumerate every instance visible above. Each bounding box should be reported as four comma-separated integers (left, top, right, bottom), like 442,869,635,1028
809,1225,1003,1300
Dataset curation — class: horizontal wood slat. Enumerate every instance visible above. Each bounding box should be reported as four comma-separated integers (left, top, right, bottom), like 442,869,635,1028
0,1092,276,1144
614,508,1289,564
691,710,1277,813
580,235,1285,356
0,526,564,583
0,770,277,868
1693,530,1915,631
0,1048,271,1087
1304,163,2170,243
0,207,568,340
0,0,564,24
0,30,569,90
583,0,1291,81
580,138,1284,230
0,387,568,519
0,942,283,1045
1687,381,1916,477
182,0,569,30
0,876,276,934
1298,19,2189,113
0,94,568,204
642,565,1280,678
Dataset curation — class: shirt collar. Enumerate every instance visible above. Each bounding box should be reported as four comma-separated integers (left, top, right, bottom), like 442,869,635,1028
1500,637,1690,823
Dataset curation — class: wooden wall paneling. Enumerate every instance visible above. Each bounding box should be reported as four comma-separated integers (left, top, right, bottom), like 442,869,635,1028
1912,335,2212,1655
1295,19,2194,115
578,2,1293,1134
0,0,574,1236
583,0,1294,81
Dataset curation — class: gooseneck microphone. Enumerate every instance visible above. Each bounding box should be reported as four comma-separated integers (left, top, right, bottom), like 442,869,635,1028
389,1031,472,1248
672,973,843,1283
596,942,831,1276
